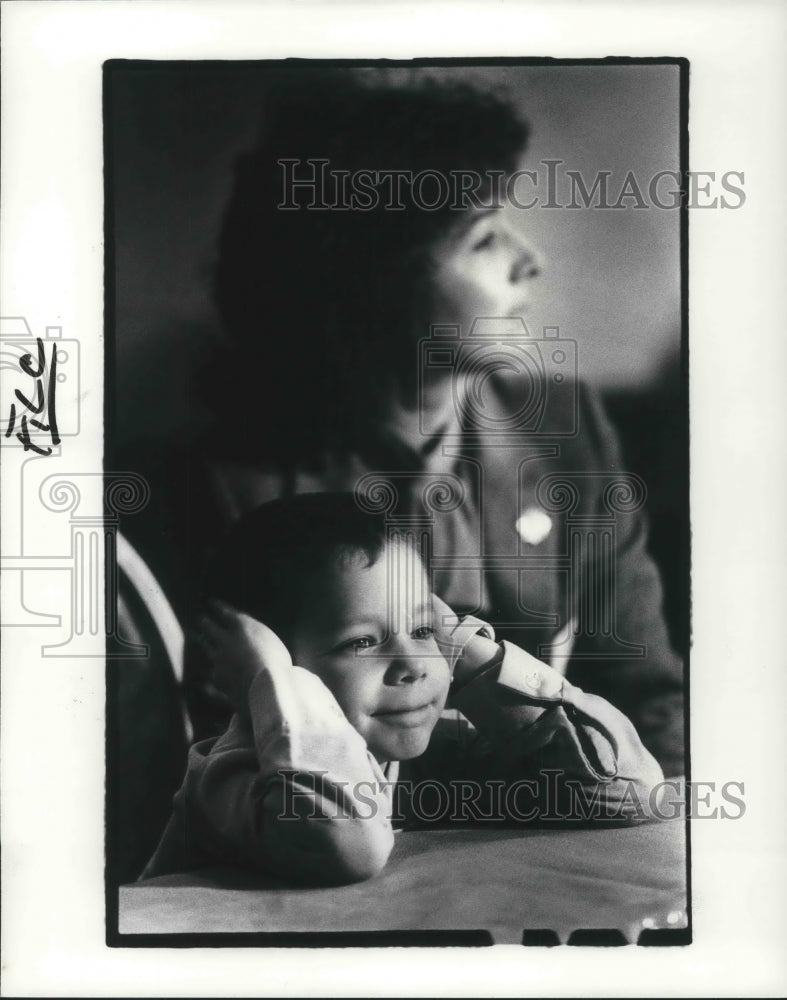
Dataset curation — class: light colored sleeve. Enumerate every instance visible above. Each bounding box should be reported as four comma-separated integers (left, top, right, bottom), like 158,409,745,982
153,664,395,885
448,631,665,820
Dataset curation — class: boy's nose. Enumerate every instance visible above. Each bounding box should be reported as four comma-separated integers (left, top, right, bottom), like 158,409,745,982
385,655,428,686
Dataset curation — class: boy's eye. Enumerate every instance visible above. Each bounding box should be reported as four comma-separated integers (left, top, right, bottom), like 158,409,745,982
413,625,435,640
334,636,376,653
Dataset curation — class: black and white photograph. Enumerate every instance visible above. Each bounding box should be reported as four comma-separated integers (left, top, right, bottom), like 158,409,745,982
106,58,690,944
2,2,786,996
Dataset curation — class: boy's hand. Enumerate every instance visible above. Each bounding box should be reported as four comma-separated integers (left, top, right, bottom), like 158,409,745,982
430,594,464,672
196,600,292,713
431,594,502,688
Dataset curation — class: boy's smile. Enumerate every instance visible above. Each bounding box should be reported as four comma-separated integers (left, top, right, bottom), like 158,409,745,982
291,541,451,762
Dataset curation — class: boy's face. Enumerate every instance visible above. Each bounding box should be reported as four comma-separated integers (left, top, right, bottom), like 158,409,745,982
432,202,541,329
291,542,451,763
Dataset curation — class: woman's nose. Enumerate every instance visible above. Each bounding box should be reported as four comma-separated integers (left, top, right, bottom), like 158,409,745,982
509,243,541,284
505,227,541,283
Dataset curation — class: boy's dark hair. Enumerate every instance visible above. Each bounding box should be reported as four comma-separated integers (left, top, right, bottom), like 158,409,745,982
209,68,529,464
205,491,421,648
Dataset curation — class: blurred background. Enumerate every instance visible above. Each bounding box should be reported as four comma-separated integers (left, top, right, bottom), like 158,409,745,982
107,61,687,650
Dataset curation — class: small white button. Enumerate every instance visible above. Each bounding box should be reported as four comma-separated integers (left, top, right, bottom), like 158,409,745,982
524,670,543,690
516,508,552,545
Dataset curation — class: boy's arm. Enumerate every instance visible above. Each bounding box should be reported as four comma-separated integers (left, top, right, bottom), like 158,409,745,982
156,607,394,885
435,599,664,819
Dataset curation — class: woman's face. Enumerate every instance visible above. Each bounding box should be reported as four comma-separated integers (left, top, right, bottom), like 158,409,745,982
431,204,542,329
379,200,544,465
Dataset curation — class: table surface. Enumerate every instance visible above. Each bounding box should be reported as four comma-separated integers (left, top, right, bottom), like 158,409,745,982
118,819,688,944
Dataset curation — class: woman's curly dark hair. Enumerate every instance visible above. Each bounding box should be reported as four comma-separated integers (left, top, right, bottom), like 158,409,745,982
210,68,529,465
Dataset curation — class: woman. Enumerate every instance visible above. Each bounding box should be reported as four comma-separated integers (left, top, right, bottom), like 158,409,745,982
118,68,684,777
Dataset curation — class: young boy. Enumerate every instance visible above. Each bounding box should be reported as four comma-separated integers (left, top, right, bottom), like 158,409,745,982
143,493,664,886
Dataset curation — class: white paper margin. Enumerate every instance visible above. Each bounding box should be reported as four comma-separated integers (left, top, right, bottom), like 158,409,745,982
2,0,786,996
